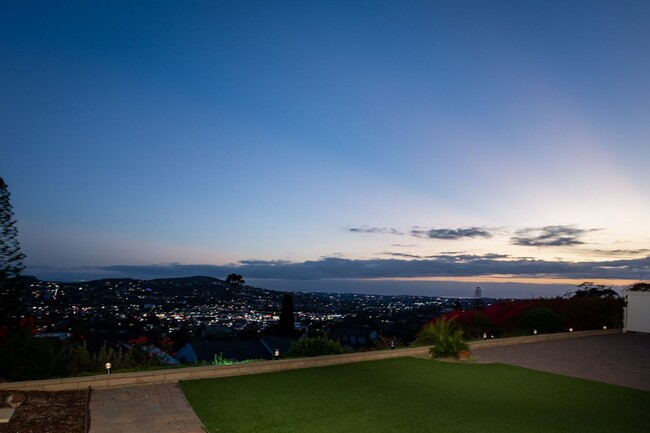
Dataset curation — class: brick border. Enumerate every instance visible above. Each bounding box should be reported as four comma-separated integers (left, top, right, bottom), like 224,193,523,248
0,328,620,391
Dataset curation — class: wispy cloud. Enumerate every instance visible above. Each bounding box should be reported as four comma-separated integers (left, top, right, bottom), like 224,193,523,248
239,259,292,266
511,225,599,247
411,226,494,240
347,226,403,235
379,252,424,259
590,249,650,257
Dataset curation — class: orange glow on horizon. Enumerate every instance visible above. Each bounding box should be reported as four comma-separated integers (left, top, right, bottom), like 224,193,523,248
363,276,639,286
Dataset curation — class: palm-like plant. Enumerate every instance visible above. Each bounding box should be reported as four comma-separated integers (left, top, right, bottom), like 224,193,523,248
414,316,468,358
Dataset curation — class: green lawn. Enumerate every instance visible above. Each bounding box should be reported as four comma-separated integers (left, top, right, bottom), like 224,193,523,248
180,357,650,433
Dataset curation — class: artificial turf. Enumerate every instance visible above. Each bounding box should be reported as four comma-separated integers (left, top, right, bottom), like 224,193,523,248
180,357,650,433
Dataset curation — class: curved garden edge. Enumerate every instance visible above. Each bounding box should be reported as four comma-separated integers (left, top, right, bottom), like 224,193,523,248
0,328,620,392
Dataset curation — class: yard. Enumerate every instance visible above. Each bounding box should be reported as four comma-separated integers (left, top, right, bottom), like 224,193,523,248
180,357,650,433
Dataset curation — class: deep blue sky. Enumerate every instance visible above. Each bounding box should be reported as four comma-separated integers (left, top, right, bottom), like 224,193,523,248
2,1,649,297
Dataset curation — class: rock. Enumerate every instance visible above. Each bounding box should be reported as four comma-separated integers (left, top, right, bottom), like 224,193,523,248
0,408,15,423
6,391,27,408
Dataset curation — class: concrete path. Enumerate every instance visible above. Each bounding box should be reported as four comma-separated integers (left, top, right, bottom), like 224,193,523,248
472,332,650,391
90,383,205,433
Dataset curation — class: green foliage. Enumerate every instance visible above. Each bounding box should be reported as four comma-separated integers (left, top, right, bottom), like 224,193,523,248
0,329,63,380
212,353,236,365
414,316,468,358
0,333,159,381
286,336,344,358
448,296,624,338
518,307,563,334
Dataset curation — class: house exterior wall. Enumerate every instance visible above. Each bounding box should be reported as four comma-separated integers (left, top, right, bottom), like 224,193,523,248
624,291,650,333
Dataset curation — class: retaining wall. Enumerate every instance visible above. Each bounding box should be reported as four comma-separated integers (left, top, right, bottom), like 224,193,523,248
0,328,620,391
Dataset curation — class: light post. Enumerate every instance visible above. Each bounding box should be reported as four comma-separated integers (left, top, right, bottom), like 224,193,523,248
105,362,112,375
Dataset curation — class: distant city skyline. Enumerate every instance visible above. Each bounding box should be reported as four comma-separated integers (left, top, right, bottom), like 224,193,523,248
2,1,649,297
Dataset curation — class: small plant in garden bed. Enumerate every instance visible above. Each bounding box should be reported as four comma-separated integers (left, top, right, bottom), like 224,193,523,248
285,336,345,357
413,316,469,359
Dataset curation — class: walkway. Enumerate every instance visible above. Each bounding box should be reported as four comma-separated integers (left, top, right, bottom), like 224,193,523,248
89,383,204,433
472,332,650,391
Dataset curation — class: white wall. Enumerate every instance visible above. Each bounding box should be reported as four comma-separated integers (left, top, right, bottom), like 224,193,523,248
624,291,650,333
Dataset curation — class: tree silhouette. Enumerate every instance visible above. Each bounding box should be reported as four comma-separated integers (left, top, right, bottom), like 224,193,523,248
0,177,27,326
278,293,295,337
474,286,484,310
573,282,620,299
225,273,245,287
628,282,650,292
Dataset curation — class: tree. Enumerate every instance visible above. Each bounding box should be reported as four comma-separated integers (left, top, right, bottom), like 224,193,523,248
0,177,27,327
278,293,295,337
225,273,245,287
627,282,650,292
573,282,620,299
474,286,484,310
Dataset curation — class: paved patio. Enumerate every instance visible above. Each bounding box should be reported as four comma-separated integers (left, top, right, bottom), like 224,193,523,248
472,332,650,391
89,383,204,433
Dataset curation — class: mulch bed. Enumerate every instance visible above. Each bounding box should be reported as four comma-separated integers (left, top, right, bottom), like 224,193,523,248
0,389,88,433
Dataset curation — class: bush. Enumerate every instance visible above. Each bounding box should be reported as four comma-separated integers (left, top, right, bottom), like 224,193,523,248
518,307,563,334
414,316,468,358
444,297,624,338
0,332,160,381
286,337,344,358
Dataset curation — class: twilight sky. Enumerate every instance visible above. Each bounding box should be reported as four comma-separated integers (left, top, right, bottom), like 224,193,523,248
2,1,649,297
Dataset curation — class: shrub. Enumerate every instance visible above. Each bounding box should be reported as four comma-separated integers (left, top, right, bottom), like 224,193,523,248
212,353,236,365
518,307,563,334
286,337,344,358
442,297,623,338
414,316,468,358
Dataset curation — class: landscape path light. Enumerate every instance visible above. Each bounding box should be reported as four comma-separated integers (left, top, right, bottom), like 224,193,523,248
274,349,280,359
105,362,112,374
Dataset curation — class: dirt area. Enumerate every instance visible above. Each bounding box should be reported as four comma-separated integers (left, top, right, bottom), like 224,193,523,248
0,389,87,433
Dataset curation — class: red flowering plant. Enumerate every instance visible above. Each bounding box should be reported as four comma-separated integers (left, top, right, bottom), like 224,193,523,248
158,337,175,356
441,300,540,338
429,295,623,341
129,335,149,347
18,317,38,335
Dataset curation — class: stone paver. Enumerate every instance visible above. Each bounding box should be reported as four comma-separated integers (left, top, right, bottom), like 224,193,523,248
90,383,204,433
472,333,650,391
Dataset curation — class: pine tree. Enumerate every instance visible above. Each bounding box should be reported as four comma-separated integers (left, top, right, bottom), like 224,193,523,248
0,177,27,325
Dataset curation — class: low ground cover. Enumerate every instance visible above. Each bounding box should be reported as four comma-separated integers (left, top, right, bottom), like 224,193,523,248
0,390,87,433
181,357,650,433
